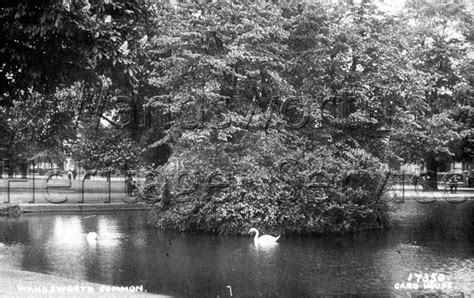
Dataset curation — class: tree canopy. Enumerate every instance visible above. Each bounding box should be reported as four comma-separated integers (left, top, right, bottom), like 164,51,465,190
389,3,474,188
0,0,150,106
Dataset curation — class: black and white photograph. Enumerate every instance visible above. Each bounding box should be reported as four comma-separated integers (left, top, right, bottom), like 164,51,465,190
0,0,473,296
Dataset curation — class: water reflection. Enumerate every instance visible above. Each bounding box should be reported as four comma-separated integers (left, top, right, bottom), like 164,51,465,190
51,217,84,247
0,200,472,296
96,216,122,247
251,242,279,253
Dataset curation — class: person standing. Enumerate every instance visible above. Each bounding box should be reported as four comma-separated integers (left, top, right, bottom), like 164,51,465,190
412,174,419,190
448,175,460,194
125,174,136,196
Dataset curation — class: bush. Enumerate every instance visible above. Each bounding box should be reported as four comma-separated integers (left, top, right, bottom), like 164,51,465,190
146,132,391,235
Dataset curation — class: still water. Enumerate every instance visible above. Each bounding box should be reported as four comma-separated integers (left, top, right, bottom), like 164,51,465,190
0,200,473,296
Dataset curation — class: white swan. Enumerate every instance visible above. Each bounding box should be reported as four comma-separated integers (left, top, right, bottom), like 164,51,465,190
86,232,98,242
249,228,280,245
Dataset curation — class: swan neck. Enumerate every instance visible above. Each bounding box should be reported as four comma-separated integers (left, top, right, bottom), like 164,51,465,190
254,230,259,241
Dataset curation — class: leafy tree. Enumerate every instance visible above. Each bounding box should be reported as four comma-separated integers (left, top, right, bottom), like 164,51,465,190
145,2,391,235
0,0,151,173
70,122,141,171
146,1,473,234
1,88,78,176
389,2,474,189
286,2,473,193
286,3,423,161
0,0,151,107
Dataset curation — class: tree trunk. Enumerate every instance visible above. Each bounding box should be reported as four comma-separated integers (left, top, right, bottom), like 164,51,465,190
425,154,438,190
20,161,27,179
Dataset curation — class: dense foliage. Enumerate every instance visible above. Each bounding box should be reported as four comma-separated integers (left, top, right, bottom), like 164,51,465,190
0,0,151,173
144,3,397,235
1,1,472,234
145,2,472,234
146,141,390,235
0,0,150,104
388,4,474,189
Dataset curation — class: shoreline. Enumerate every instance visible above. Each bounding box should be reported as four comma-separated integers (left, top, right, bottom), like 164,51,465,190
0,250,169,298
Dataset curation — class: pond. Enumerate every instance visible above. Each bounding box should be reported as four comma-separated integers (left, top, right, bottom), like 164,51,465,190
0,200,473,296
